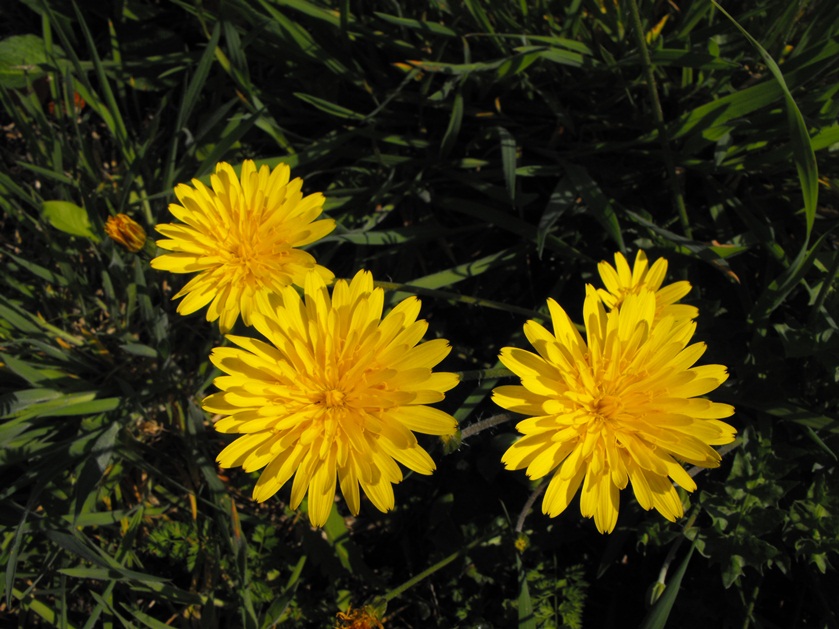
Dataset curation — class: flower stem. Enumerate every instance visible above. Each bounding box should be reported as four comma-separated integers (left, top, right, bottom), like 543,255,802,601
626,0,692,239
516,481,546,533
456,367,514,382
460,413,515,440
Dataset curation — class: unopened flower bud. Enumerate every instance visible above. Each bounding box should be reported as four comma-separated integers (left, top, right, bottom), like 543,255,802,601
105,214,146,252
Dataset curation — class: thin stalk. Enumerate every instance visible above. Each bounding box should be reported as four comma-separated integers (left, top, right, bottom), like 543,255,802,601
460,412,514,440
741,583,760,629
655,506,699,591
515,481,546,533
456,368,514,382
626,0,692,239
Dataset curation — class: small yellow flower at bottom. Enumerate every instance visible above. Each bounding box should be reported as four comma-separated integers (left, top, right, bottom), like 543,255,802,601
104,214,146,253
493,287,735,534
335,605,384,629
204,270,460,527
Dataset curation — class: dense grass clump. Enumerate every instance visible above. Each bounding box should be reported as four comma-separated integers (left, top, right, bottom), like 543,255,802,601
1,1,838,627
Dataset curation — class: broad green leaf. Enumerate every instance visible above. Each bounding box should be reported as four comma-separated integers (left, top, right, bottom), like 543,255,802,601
0,35,50,89
42,200,99,241
120,343,158,358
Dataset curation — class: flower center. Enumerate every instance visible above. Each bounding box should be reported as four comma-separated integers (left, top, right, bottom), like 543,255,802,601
592,394,622,422
319,388,347,409
227,235,267,283
233,238,261,267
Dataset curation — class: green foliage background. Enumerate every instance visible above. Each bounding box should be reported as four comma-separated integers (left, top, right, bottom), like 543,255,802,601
1,0,838,626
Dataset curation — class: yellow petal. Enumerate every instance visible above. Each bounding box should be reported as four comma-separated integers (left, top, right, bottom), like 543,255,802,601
491,385,545,416
542,462,586,517
338,458,361,515
386,405,457,436
253,445,306,502
217,432,272,468
307,446,337,527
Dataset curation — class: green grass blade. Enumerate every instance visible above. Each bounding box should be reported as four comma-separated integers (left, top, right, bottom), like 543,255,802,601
373,12,457,37
497,126,517,206
639,544,696,629
563,164,625,252
440,83,464,158
712,1,817,245
69,3,131,158
162,22,222,190
294,92,366,120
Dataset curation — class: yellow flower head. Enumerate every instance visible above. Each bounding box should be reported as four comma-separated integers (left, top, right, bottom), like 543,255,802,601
151,160,336,332
597,250,698,322
104,213,146,253
204,270,459,527
493,287,735,533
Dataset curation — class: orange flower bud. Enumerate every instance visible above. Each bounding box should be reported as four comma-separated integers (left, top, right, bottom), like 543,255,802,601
335,605,384,629
104,214,146,253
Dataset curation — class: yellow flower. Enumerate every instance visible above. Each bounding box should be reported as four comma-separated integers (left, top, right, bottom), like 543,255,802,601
493,287,735,534
204,270,459,527
597,250,698,322
104,213,146,252
151,160,335,332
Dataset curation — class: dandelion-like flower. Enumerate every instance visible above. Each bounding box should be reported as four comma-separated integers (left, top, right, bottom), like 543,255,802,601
151,160,335,332
597,250,698,321
494,287,735,533
105,213,146,253
204,270,459,527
